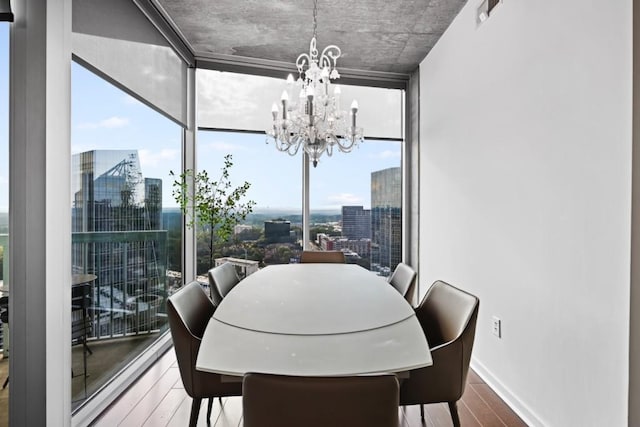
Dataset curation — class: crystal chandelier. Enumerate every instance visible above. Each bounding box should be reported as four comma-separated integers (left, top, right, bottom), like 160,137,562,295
266,0,363,167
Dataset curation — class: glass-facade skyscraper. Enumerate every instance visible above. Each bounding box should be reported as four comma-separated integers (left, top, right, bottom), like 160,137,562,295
341,205,371,240
371,167,402,274
72,150,167,337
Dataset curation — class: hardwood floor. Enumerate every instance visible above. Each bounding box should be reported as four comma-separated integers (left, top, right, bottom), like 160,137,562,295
92,349,527,426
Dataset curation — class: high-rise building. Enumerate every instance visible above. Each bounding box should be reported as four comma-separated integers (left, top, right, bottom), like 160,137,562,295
264,219,292,243
72,150,167,337
371,167,402,274
341,205,371,240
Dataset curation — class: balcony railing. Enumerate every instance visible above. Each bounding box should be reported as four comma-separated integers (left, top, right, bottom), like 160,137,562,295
72,230,169,342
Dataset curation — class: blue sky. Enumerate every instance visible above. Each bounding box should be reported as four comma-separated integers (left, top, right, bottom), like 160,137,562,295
0,26,401,213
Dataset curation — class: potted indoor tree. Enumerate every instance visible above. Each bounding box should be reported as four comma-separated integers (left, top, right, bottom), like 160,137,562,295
170,154,255,273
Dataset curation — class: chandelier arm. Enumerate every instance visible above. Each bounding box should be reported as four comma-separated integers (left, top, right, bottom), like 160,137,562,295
266,0,362,167
326,134,339,146
288,135,304,156
325,143,334,157
309,37,319,62
336,138,356,152
296,54,310,75
319,45,341,71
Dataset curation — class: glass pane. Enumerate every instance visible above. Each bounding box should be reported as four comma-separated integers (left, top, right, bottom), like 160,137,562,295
310,140,402,275
0,22,9,426
197,69,402,138
71,61,182,408
330,85,402,139
196,70,403,276
197,70,284,133
195,131,302,276
72,0,187,125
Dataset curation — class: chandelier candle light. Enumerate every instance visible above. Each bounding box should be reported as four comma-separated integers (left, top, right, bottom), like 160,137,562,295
266,0,363,167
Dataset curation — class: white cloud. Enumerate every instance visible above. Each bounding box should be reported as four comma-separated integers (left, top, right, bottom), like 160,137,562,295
326,193,363,205
371,149,401,159
197,70,283,131
138,148,179,168
77,116,130,130
203,141,248,152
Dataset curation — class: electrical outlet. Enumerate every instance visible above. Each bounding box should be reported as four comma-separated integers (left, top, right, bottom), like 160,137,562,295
491,316,502,338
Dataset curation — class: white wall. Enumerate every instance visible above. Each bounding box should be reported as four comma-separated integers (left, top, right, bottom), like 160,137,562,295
419,1,632,426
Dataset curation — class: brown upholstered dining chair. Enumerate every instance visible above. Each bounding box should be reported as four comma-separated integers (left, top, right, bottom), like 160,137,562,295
388,262,417,305
399,280,479,427
243,373,399,427
167,281,242,427
207,262,240,306
300,250,346,264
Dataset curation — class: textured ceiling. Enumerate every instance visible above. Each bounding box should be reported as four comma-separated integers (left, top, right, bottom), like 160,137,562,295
157,0,468,75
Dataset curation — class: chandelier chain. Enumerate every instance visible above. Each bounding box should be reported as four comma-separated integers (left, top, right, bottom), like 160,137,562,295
312,0,318,38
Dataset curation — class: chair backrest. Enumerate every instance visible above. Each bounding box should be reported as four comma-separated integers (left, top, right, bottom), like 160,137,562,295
208,262,240,306
243,373,399,427
417,280,479,393
300,250,346,264
417,280,479,348
388,262,417,305
167,281,216,396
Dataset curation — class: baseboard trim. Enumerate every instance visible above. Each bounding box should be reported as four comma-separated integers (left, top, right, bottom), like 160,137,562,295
470,358,546,427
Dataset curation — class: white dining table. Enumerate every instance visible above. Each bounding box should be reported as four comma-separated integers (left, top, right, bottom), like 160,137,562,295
196,263,431,377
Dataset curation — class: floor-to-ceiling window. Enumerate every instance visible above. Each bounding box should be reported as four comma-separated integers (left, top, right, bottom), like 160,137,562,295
196,70,403,275
0,21,9,427
70,61,182,409
196,130,301,273
310,140,401,273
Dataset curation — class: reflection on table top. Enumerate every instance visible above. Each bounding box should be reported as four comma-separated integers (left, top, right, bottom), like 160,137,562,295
213,264,414,335
72,274,97,286
197,263,431,377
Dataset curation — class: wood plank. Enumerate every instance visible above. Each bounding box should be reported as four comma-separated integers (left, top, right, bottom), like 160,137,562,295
97,351,526,427
93,350,177,426
458,399,483,427
461,385,507,427
170,395,225,426
467,368,485,384
116,367,181,426
398,406,412,427
402,404,440,427
472,384,528,427
425,403,455,427
215,396,243,427
142,388,188,427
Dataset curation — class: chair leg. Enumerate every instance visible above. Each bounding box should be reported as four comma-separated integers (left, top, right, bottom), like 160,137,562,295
189,398,202,427
219,396,222,404
2,376,8,389
420,404,424,420
207,397,214,421
448,401,460,427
